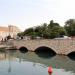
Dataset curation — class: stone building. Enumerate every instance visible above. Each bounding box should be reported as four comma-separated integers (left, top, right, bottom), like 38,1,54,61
0,25,21,41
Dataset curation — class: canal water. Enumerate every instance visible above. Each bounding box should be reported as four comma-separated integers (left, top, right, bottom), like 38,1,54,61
0,50,75,75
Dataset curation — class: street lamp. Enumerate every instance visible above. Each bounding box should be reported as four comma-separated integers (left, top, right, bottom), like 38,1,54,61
8,25,11,36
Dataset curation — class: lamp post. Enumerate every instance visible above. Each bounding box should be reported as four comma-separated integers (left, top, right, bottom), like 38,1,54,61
8,25,11,36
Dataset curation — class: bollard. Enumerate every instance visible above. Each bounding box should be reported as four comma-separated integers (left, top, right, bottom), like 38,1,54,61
48,66,53,75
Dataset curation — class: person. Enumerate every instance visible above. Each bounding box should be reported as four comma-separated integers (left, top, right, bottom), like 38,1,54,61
48,66,53,75
1,38,3,42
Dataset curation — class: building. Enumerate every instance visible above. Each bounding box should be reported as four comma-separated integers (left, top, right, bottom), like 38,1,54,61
0,25,21,41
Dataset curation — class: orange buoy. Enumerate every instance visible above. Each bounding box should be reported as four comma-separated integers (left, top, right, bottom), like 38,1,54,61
48,66,53,74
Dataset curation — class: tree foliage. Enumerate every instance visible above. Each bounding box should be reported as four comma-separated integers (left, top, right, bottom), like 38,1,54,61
17,19,75,39
64,19,75,36
17,20,67,39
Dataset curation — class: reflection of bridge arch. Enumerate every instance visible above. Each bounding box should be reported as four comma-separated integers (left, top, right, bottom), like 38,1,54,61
67,51,75,61
35,46,56,54
19,46,28,53
13,52,75,72
34,46,56,58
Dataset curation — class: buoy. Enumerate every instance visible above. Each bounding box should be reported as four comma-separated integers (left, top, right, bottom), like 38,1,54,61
48,66,53,74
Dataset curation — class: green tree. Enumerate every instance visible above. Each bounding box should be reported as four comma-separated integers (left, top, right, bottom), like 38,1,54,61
17,20,66,39
59,27,66,37
47,20,65,38
17,32,24,37
34,23,48,38
64,19,75,36
23,27,34,35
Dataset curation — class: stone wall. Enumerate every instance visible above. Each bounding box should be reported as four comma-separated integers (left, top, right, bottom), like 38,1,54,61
12,39,75,55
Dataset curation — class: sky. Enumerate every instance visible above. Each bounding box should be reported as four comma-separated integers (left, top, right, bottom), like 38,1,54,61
0,0,75,31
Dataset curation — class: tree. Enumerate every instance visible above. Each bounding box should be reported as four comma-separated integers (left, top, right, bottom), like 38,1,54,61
17,32,24,37
47,20,65,38
59,27,66,37
64,19,75,36
23,27,34,35
17,20,66,39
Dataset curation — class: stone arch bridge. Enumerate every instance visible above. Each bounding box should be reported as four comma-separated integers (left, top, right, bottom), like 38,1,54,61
10,39,75,55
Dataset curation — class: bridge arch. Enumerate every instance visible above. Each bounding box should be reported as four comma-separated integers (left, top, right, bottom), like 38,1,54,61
67,51,75,56
34,46,57,53
66,47,75,55
19,46,28,53
34,46,56,58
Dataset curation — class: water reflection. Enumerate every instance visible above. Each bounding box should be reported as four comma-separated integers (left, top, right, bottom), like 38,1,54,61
15,52,75,73
0,50,75,75
35,51,56,58
68,52,75,61
35,46,56,58
68,56,75,61
19,47,28,53
19,50,28,53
